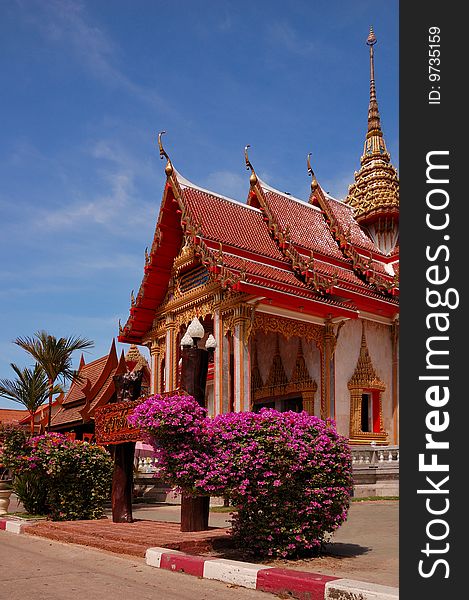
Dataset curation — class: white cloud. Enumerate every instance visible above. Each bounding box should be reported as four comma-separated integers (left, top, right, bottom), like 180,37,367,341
17,0,172,113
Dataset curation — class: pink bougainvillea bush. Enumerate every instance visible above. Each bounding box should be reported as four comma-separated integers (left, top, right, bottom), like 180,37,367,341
130,395,352,558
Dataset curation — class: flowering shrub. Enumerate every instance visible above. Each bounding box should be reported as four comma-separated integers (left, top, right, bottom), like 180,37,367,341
130,395,352,558
0,424,29,478
2,432,113,520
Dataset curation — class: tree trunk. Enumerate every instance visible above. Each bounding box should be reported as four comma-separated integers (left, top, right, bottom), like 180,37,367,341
30,411,35,435
111,442,135,523
180,494,210,531
47,380,53,430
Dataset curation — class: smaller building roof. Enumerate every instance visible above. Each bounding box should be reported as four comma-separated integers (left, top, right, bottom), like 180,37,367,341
0,408,28,425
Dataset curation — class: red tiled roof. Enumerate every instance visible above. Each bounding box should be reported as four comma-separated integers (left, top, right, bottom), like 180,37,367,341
321,194,385,255
0,408,28,424
119,168,399,343
261,186,344,260
87,371,116,415
62,355,109,406
50,405,83,427
180,184,287,261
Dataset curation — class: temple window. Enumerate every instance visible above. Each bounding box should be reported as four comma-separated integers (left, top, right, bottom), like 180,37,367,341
348,323,388,444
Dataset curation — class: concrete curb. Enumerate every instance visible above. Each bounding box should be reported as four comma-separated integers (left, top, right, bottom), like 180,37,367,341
0,517,27,534
1,521,398,598
145,546,399,600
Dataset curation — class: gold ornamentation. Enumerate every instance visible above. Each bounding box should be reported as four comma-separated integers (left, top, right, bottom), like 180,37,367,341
249,180,335,294
253,313,323,349
344,29,399,240
158,130,173,177
324,316,346,358
348,321,388,444
173,300,214,329
348,323,385,390
244,144,258,187
307,153,318,192
172,243,197,274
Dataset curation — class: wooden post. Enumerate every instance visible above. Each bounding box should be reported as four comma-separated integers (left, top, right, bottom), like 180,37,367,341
109,371,143,524
179,345,210,531
180,494,210,532
111,441,136,523
180,347,208,407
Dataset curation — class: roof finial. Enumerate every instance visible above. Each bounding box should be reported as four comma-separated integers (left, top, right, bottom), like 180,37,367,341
344,27,399,253
307,153,318,192
158,130,173,177
366,26,381,138
244,144,258,186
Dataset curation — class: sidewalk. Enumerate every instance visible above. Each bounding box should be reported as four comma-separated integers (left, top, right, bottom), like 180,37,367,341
6,495,398,587
130,500,398,587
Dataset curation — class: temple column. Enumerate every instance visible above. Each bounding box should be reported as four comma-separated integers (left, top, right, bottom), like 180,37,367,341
322,317,344,420
232,304,251,413
323,318,335,419
212,294,224,415
150,340,163,394
391,316,399,444
164,313,177,392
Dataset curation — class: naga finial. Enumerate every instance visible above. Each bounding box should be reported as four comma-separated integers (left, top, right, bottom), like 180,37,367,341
158,130,173,176
307,153,318,191
244,144,258,186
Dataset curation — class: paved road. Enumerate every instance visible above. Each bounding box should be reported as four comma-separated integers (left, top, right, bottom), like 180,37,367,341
0,532,267,600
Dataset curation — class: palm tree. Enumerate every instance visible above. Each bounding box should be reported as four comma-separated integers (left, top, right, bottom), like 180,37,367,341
0,364,61,434
14,331,94,429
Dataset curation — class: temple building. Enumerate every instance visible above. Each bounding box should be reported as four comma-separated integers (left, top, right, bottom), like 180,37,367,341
118,29,399,445
49,341,150,439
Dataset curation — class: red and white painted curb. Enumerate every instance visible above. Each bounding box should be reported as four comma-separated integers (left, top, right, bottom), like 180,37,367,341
1,520,398,599
145,547,399,600
0,518,27,534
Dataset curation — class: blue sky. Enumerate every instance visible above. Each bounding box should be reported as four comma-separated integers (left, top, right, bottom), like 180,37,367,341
0,0,398,408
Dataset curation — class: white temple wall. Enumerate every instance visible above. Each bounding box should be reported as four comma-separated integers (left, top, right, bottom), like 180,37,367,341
334,318,394,441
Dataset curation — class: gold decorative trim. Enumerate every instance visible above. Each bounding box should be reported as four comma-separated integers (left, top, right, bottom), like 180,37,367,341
348,322,388,444
253,312,324,349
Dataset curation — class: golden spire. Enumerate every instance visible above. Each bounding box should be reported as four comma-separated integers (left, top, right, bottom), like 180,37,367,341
366,26,382,140
345,27,399,254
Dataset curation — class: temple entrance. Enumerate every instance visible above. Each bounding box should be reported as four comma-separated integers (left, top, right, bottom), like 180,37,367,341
253,394,303,413
251,335,318,416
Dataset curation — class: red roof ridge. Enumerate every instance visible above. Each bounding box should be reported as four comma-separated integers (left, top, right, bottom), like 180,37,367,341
175,169,261,212
258,178,323,213
86,340,118,398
